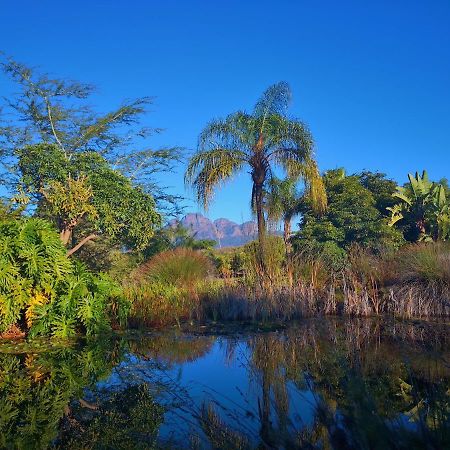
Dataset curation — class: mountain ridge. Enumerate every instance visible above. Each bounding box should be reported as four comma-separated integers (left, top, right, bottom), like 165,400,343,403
169,213,258,247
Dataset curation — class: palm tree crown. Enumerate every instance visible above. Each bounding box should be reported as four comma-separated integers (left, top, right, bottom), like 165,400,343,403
185,82,326,252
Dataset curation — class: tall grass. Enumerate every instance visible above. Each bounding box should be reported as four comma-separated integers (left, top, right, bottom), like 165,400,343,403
125,248,214,327
207,242,449,321
386,242,450,317
135,247,213,288
125,242,449,327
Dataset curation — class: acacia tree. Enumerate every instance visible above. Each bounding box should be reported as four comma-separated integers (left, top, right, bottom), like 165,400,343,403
17,143,161,255
185,82,326,257
0,57,183,216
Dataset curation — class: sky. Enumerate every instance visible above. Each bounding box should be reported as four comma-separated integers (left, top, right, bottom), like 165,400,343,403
1,0,449,224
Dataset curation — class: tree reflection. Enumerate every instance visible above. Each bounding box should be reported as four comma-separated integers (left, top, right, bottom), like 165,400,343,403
243,319,450,449
0,338,124,449
0,321,448,449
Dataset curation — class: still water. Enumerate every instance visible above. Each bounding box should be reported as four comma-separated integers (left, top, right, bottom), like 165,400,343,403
0,318,448,449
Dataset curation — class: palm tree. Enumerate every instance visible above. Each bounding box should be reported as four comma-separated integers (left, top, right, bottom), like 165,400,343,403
185,82,326,257
265,176,326,283
266,177,304,253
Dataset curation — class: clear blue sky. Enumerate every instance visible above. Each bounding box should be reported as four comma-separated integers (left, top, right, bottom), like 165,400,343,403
1,0,449,223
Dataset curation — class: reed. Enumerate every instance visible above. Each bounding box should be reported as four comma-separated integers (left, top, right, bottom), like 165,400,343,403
125,242,449,326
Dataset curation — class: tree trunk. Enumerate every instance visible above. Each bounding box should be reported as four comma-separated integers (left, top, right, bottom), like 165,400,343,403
284,218,293,285
60,228,72,246
251,135,267,274
255,182,266,248
254,181,268,275
59,218,78,246
67,233,97,256
283,218,292,254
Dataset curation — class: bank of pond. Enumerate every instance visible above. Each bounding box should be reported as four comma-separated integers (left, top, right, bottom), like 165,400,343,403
0,318,448,449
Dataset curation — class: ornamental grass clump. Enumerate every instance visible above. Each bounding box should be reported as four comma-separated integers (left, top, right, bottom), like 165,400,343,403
385,242,450,317
137,247,213,288
126,248,214,327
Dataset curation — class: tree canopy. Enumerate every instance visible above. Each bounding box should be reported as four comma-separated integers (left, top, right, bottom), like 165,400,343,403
0,57,184,216
388,170,449,242
294,169,404,257
17,143,161,254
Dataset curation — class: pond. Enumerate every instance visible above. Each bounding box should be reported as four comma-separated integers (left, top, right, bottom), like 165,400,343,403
0,318,448,449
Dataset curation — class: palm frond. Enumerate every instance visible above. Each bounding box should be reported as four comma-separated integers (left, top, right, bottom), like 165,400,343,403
266,177,298,221
185,147,246,209
302,160,328,214
267,119,314,167
198,113,255,153
253,82,291,120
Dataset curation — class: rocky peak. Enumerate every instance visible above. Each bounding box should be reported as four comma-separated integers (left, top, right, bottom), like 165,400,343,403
169,213,258,247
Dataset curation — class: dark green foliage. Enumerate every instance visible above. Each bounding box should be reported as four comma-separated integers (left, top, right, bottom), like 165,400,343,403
0,217,129,336
17,143,162,252
294,169,404,255
358,170,398,215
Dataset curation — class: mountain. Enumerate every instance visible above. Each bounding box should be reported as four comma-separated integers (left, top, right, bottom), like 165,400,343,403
169,213,258,247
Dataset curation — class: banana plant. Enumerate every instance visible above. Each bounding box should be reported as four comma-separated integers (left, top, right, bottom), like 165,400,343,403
387,171,449,241
432,184,450,241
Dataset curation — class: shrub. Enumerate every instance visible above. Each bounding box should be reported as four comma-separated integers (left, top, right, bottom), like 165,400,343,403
0,218,129,337
212,248,246,278
391,242,450,284
125,282,191,327
242,236,286,284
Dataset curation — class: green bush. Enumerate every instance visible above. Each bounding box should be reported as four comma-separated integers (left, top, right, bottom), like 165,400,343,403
0,218,129,337
125,281,189,327
125,248,214,327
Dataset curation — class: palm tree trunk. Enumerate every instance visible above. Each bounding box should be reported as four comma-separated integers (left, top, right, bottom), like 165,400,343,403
284,218,293,285
283,218,292,253
254,181,267,257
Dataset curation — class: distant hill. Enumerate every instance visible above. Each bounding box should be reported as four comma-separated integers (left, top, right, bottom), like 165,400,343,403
168,213,258,247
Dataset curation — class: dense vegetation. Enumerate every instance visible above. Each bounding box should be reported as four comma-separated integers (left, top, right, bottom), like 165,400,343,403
0,57,448,336
0,218,128,337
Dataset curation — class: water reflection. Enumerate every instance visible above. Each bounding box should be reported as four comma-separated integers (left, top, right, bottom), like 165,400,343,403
0,319,448,449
